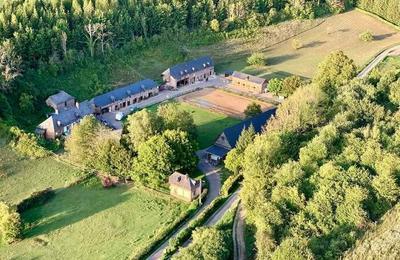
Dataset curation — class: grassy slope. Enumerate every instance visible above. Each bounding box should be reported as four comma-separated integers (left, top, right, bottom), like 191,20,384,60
0,145,81,205
0,179,188,259
376,56,400,73
344,203,400,259
193,10,400,79
147,102,240,149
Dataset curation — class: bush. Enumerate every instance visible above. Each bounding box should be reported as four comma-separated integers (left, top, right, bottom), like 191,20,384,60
9,127,50,159
0,201,21,244
268,78,283,95
244,102,262,118
247,52,266,66
16,188,55,213
292,39,303,50
359,31,374,42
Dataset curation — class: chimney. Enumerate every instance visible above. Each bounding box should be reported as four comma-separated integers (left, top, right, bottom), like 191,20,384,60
57,120,61,127
76,102,80,109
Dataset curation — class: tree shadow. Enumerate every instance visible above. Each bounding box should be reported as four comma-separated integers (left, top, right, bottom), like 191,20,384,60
374,33,396,41
267,54,300,66
22,180,131,238
302,41,326,49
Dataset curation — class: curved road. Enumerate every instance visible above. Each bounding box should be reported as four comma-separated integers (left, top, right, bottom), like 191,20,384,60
357,45,400,78
147,150,221,260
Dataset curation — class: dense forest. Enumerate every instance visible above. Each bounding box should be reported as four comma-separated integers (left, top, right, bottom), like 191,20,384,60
0,0,353,129
228,51,400,259
356,0,400,26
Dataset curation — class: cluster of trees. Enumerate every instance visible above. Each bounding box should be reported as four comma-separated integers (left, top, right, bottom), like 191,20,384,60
65,103,198,188
230,50,400,259
268,75,304,97
357,0,400,26
8,126,50,158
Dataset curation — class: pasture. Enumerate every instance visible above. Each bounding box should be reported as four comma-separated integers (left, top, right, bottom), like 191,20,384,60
179,88,273,119
192,10,400,79
0,178,188,259
0,145,81,205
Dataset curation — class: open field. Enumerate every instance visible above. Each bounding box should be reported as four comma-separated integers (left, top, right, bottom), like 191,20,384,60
148,102,241,149
192,10,400,79
0,179,188,259
179,88,274,119
0,145,81,205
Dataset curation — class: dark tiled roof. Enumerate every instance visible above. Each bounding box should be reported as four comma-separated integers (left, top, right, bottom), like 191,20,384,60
223,108,277,148
206,145,230,157
169,172,200,191
231,71,267,85
168,56,214,80
49,100,94,127
46,91,75,106
93,79,158,108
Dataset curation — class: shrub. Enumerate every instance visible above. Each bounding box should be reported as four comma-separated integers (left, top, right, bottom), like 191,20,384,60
0,201,21,244
9,127,50,159
17,188,55,213
247,52,266,66
244,102,262,118
292,39,303,50
359,31,374,42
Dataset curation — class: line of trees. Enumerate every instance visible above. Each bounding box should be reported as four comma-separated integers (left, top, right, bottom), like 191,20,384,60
357,0,400,26
65,102,198,188
229,50,400,259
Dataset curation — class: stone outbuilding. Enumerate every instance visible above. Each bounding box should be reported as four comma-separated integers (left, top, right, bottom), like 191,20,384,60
229,71,268,94
169,172,202,202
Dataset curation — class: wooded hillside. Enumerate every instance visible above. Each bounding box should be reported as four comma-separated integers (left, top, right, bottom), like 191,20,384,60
357,0,400,26
237,51,400,259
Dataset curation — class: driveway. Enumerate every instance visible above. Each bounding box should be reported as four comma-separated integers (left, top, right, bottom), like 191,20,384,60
147,150,221,260
100,76,228,130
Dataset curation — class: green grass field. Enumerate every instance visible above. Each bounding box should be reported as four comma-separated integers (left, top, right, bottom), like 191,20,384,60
0,145,81,205
0,178,188,259
147,102,241,149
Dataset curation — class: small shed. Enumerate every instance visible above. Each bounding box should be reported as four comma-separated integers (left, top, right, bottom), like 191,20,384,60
169,172,201,202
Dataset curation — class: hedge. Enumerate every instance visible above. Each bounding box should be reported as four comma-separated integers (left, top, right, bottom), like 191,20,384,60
161,195,230,259
220,173,243,197
16,187,55,213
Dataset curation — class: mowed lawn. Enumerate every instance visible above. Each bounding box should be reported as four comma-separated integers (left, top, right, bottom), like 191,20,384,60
0,178,188,259
0,145,81,205
193,10,400,79
147,102,241,149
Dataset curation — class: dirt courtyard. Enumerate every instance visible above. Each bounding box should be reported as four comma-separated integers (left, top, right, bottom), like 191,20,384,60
179,88,274,119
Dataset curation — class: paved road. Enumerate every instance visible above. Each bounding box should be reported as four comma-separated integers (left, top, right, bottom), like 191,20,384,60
147,150,221,260
233,203,246,260
357,45,400,78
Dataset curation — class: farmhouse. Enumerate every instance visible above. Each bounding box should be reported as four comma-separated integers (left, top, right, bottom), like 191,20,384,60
169,172,202,202
162,56,214,88
93,79,159,114
36,79,158,139
230,71,268,94
205,108,277,164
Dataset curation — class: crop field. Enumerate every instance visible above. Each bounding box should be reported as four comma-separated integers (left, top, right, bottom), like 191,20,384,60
179,88,274,119
0,178,188,259
192,10,400,79
0,145,81,205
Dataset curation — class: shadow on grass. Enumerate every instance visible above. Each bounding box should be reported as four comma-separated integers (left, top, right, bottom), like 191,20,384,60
267,54,300,66
22,180,131,238
302,40,326,49
374,33,396,41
